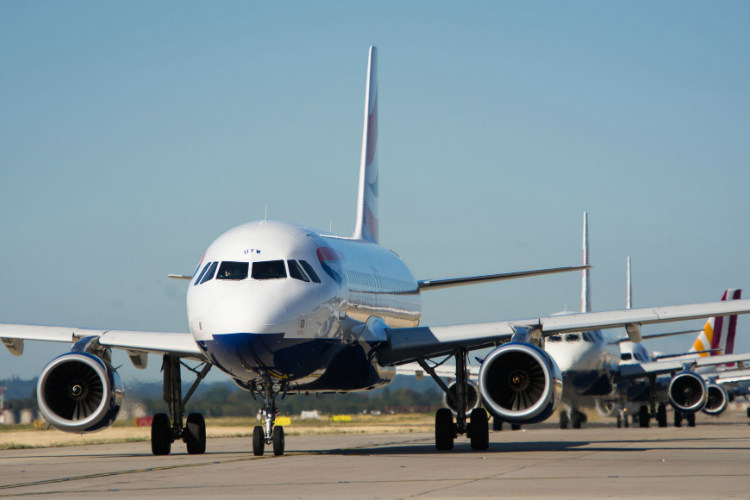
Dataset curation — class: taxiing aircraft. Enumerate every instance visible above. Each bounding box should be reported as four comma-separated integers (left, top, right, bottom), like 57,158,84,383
2,46,749,455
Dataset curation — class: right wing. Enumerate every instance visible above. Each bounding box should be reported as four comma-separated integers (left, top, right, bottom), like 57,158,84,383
0,323,203,360
379,299,750,365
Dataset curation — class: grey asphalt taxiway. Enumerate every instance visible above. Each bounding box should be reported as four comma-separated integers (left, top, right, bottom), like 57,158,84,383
1,417,748,499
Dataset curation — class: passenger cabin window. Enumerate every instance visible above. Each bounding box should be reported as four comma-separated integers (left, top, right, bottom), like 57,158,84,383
252,260,287,280
217,261,249,280
547,335,562,342
299,260,321,283
198,261,218,285
288,260,309,282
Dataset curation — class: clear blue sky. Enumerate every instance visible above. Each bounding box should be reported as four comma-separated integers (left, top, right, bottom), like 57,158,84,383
1,1,748,383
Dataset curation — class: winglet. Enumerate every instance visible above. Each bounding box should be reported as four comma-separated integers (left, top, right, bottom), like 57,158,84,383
353,46,379,243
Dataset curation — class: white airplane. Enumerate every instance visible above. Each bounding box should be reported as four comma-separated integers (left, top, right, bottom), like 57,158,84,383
542,217,749,429
2,46,750,456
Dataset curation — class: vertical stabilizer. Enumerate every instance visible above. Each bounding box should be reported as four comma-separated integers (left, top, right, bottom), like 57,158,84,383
690,289,742,357
581,212,591,313
626,256,632,310
353,46,379,243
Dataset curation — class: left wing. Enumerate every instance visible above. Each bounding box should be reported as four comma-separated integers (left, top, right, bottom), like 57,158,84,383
0,323,203,360
379,299,750,365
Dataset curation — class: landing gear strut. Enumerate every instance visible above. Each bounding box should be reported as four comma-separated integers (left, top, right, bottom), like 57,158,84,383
251,373,285,456
151,355,211,455
420,349,489,451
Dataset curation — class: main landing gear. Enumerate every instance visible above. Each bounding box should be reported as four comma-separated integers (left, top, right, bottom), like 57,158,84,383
151,355,212,455
420,349,490,452
250,373,286,457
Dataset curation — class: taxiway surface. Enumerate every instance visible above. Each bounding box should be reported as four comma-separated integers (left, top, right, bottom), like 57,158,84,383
1,420,748,499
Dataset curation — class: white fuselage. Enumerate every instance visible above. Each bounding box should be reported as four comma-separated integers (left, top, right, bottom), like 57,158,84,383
186,220,420,391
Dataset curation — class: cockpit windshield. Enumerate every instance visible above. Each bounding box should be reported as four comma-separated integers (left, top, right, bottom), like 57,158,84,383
252,260,287,280
217,261,249,280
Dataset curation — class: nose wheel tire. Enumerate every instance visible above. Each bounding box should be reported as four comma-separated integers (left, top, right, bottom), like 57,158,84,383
184,413,206,454
272,426,285,456
252,426,265,456
151,413,172,456
435,408,455,451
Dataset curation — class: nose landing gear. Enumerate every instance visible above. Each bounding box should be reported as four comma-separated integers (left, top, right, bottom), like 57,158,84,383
251,374,286,456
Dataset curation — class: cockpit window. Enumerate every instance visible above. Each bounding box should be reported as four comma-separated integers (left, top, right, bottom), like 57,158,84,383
620,352,633,361
217,261,249,280
565,333,581,342
299,260,321,283
194,262,212,286
288,260,309,282
547,335,562,342
251,260,287,280
582,332,594,343
198,261,218,285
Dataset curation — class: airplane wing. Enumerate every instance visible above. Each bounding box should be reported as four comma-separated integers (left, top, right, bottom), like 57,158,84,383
379,299,750,365
617,352,750,379
0,323,203,361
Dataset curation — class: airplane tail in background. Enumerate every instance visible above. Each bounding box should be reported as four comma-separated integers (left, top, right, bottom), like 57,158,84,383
581,212,591,313
690,289,742,357
353,46,379,243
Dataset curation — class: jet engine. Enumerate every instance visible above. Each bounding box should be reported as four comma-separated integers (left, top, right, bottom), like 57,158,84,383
478,342,562,424
443,379,480,414
701,383,728,416
37,352,123,433
668,371,707,413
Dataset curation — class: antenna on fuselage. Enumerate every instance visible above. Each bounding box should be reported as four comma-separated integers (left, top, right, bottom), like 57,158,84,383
264,204,268,221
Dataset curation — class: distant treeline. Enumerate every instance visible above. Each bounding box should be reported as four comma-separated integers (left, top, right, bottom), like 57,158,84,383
1,377,443,416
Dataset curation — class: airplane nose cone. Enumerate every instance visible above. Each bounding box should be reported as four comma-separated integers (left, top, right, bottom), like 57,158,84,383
208,292,289,334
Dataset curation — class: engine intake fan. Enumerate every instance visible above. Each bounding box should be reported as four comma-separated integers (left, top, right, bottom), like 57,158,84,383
443,379,480,414
37,352,123,433
702,383,728,416
668,371,707,413
479,342,562,424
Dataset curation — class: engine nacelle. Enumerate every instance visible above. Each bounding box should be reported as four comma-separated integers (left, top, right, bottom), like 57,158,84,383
37,352,123,433
443,379,480,414
668,371,707,413
478,342,562,424
702,383,728,416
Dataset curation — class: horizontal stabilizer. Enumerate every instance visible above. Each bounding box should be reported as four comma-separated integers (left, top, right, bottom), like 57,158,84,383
418,265,589,291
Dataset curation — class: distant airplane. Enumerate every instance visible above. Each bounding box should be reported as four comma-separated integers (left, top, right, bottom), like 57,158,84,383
1,46,749,456
616,288,747,428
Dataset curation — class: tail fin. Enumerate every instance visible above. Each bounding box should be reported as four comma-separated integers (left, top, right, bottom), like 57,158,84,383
353,46,379,243
626,256,632,310
690,289,742,357
581,212,591,312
